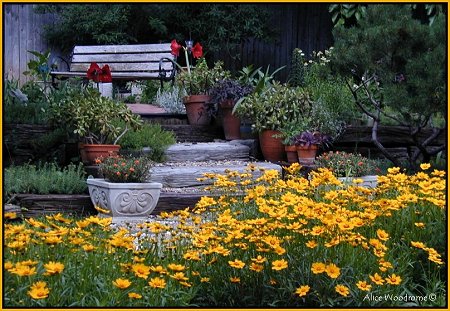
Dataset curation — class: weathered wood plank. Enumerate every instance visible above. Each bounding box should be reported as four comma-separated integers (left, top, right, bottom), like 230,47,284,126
73,44,171,54
14,194,96,218
165,142,250,162
72,53,174,63
70,62,174,72
337,126,445,146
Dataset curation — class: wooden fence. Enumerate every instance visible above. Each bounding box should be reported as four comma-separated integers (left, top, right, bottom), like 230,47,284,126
215,3,334,81
3,4,60,84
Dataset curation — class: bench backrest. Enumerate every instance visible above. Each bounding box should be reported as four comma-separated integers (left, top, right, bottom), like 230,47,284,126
69,43,175,79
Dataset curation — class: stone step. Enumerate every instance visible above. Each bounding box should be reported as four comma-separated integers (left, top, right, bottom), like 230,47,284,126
150,161,282,188
164,142,250,162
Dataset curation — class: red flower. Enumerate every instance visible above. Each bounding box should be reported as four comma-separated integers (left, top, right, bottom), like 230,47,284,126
100,64,112,83
192,42,203,59
170,39,182,57
87,63,102,82
87,63,112,83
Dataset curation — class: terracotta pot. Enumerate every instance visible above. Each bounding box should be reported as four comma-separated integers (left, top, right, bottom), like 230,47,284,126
183,95,212,125
296,144,318,165
285,145,298,164
259,130,285,162
80,144,120,165
220,100,241,140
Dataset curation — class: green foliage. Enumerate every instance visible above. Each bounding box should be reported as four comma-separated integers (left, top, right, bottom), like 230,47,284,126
332,5,446,128
314,151,382,177
36,4,275,59
23,50,54,86
154,85,187,114
233,82,312,133
36,5,133,53
176,58,230,95
48,86,142,144
4,163,87,197
141,4,276,59
138,80,161,104
118,122,176,162
287,48,306,87
3,79,49,125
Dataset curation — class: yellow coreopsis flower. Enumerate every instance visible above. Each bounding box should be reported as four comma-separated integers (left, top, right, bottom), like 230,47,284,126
410,241,426,249
167,263,185,272
148,277,166,289
28,281,50,299
4,212,17,220
150,265,168,275
230,276,241,283
82,244,95,252
170,272,189,281
295,285,310,297
311,262,326,274
369,273,385,285
335,284,350,297
131,263,151,279
376,229,390,241
251,255,267,264
249,263,264,272
420,163,431,170
112,278,132,289
385,274,402,285
200,277,210,283
325,263,341,279
271,259,288,271
305,240,318,248
10,265,36,277
128,292,142,299
43,261,65,276
356,280,372,291
228,259,245,269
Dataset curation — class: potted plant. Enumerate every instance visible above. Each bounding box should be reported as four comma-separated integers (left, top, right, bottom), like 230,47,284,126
233,82,312,162
294,131,331,165
314,151,381,188
86,155,162,222
209,78,253,140
49,87,142,165
171,40,230,125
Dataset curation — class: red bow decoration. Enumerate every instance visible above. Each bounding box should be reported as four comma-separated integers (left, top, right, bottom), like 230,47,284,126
87,63,112,83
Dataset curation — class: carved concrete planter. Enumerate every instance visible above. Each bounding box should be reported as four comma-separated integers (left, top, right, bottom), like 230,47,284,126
338,175,378,188
86,177,162,222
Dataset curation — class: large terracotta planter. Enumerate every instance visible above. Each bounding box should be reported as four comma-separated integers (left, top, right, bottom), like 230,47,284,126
285,145,298,164
220,100,241,140
296,145,318,165
80,144,120,165
183,95,213,125
259,130,285,162
86,177,162,222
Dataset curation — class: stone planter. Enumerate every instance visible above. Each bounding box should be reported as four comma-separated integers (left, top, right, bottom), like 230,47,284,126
338,175,378,188
86,177,162,222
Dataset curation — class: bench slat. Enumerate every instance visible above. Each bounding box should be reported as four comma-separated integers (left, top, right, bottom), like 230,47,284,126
51,71,167,80
72,53,174,63
70,62,174,72
73,44,171,54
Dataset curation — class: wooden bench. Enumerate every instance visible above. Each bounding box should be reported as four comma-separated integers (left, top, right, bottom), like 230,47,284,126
50,43,177,88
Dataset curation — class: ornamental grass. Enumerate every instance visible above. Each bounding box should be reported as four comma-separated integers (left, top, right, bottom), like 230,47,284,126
4,163,446,307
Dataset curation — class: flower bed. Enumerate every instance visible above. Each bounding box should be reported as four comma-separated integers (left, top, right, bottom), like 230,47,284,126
4,163,446,307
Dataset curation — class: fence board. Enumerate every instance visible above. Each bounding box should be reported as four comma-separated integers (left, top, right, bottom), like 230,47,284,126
4,4,58,85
